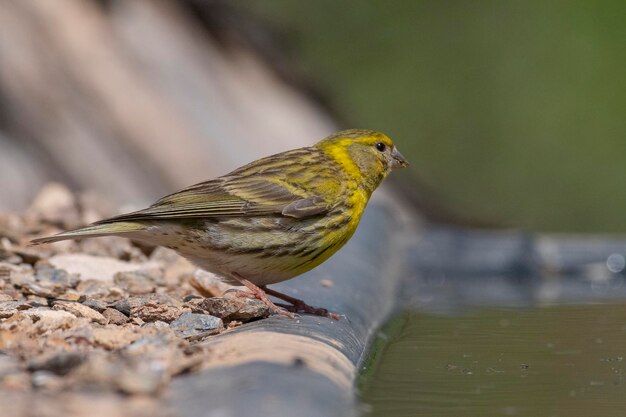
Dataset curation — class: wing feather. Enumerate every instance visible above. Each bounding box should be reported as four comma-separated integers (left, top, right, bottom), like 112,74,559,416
96,149,335,224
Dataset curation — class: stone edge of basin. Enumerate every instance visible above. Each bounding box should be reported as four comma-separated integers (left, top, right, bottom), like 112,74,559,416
166,197,417,417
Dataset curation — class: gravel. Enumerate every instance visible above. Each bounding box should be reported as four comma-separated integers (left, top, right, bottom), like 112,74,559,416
0,184,271,416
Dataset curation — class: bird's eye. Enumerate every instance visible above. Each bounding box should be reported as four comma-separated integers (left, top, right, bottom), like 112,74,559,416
375,142,386,152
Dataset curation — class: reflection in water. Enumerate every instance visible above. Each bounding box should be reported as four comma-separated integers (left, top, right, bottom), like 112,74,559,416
362,304,626,417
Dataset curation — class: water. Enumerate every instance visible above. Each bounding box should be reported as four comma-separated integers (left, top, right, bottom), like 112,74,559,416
361,304,626,417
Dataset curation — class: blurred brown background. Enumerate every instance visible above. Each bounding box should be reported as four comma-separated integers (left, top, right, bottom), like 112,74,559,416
0,0,336,212
2,0,625,232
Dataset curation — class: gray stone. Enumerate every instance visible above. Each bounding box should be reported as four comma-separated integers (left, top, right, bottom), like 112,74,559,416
75,279,113,297
20,265,79,298
0,262,33,285
0,300,31,318
82,298,108,313
141,320,170,329
170,313,223,340
25,295,49,306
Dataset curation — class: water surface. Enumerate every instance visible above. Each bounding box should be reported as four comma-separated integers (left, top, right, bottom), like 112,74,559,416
362,304,626,417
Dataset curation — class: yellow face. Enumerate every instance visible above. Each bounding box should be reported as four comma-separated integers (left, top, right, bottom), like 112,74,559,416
348,131,408,170
315,129,409,192
317,129,408,169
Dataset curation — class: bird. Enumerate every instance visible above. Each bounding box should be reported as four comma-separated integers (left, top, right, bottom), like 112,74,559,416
31,129,409,319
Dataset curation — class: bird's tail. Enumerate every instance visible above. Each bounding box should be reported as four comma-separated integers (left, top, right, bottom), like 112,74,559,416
30,222,147,245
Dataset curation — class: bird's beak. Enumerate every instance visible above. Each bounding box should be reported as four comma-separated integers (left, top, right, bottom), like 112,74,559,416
390,147,409,169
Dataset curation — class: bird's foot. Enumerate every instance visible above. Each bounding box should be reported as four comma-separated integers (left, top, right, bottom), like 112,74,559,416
230,277,296,319
263,286,340,320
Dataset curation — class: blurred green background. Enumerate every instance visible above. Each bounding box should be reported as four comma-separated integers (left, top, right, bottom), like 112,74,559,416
235,0,626,233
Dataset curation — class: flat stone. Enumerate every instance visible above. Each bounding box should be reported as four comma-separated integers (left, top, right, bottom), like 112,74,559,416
36,264,80,285
20,265,79,298
0,262,33,283
196,297,269,322
22,308,77,332
1,287,22,300
52,301,107,325
124,331,180,355
142,320,170,330
19,282,58,298
25,295,49,306
170,313,223,340
0,300,31,318
101,308,129,325
75,279,113,298
56,292,82,302
91,326,142,350
131,303,184,323
81,298,108,313
113,294,181,316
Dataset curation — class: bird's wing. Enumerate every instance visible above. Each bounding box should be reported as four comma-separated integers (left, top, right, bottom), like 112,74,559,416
96,175,330,224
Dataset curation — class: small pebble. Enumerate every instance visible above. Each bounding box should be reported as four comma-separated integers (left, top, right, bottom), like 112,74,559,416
75,279,112,298
130,303,184,323
0,300,32,318
113,294,180,317
82,298,108,313
198,297,269,322
52,300,107,325
320,279,334,288
102,308,129,325
170,313,223,340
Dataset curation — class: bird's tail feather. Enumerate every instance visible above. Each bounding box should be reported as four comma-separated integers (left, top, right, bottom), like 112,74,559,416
30,222,147,245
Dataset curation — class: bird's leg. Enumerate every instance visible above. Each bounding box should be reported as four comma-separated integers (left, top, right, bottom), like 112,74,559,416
262,286,340,320
231,274,296,319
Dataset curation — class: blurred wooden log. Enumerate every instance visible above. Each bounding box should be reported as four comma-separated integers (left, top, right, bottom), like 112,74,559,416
0,0,335,211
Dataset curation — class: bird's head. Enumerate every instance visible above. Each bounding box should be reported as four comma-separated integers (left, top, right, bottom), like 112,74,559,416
315,129,409,193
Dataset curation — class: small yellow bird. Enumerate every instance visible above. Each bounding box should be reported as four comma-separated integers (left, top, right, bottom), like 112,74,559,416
32,129,408,319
